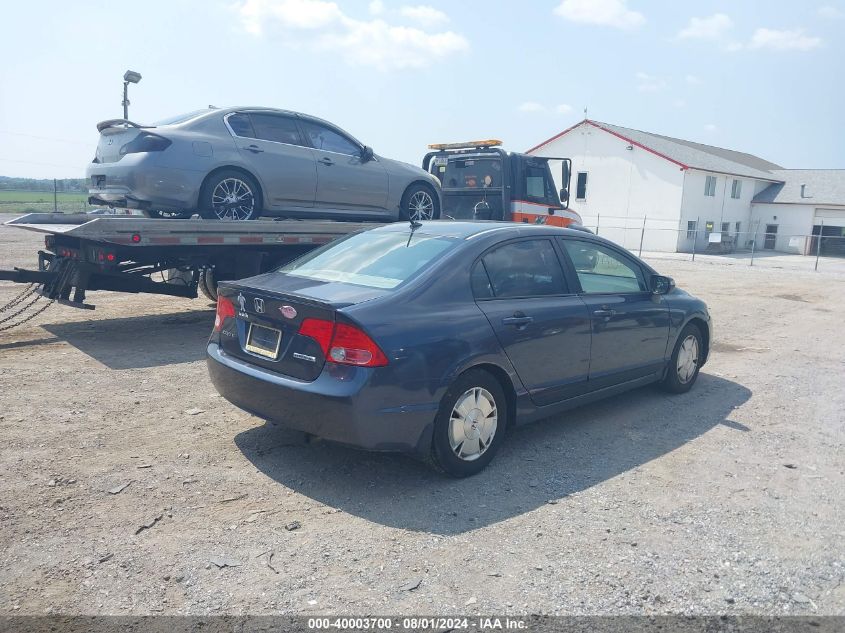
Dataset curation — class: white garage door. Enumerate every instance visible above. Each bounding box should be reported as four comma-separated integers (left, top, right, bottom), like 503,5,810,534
815,208,845,227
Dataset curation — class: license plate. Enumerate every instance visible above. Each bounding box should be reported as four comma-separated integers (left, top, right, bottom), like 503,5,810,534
244,323,282,359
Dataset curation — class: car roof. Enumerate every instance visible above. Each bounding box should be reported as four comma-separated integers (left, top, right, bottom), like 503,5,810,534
372,220,593,240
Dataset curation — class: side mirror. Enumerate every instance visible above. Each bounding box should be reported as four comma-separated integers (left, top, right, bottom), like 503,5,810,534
559,188,570,210
560,158,571,209
650,274,675,295
361,145,374,162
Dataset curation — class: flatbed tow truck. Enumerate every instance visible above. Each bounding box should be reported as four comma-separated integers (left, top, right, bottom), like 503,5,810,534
0,139,582,329
0,215,369,319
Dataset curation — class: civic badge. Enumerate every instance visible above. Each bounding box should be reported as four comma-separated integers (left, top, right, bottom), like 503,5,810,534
280,305,297,319
253,297,265,314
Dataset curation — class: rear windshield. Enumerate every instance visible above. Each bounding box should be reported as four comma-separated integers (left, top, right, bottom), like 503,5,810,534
153,110,211,126
441,157,503,189
279,231,458,289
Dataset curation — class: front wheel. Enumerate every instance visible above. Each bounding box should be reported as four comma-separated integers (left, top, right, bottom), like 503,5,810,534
661,323,703,393
400,184,439,221
199,170,262,221
429,369,508,477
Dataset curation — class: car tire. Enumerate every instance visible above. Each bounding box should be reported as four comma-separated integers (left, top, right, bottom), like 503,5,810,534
199,170,262,221
399,183,439,221
661,322,703,394
198,268,218,303
428,369,508,477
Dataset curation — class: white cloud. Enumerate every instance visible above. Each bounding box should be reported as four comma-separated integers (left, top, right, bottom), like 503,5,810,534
818,5,845,18
235,0,469,70
685,74,702,85
672,98,687,108
635,71,667,92
518,102,546,113
677,13,733,40
556,104,573,114
704,123,717,132
399,5,449,26
368,0,384,15
554,0,645,30
748,27,822,51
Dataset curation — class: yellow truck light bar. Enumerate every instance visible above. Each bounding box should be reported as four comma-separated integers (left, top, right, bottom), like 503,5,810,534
428,139,503,150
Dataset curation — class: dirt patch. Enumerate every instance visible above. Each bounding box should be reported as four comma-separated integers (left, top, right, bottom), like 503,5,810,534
1,225,844,616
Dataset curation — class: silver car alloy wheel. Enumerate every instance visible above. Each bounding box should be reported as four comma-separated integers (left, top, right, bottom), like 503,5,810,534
448,387,498,461
408,191,434,221
211,178,255,220
676,334,699,384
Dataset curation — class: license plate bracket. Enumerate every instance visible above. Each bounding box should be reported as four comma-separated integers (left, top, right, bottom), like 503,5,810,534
244,323,282,359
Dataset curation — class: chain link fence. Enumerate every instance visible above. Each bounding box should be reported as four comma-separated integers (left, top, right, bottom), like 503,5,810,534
581,214,845,274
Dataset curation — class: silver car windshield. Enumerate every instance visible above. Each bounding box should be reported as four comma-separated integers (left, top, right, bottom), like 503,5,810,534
279,231,457,289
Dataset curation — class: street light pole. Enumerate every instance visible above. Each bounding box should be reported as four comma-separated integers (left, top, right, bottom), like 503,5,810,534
121,70,142,120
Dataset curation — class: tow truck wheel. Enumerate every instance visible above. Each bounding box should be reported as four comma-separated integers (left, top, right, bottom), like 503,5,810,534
198,268,218,303
199,170,262,221
400,184,439,221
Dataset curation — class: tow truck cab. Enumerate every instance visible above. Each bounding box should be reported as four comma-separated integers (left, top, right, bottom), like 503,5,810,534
422,140,582,227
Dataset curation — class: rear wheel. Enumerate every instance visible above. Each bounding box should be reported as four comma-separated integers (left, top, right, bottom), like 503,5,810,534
399,183,439,221
429,369,507,477
198,268,218,303
199,170,261,221
661,323,703,393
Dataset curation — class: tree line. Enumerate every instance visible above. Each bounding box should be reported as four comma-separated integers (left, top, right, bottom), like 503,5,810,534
0,176,87,192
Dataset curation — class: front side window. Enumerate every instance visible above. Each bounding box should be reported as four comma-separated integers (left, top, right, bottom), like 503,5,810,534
523,164,556,201
561,239,646,294
279,231,457,289
576,172,588,200
250,113,303,145
731,179,742,199
481,240,567,299
300,120,360,155
704,175,717,196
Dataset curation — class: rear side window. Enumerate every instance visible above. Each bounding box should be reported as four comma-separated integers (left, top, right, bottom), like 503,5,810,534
481,239,567,298
227,113,255,138
279,231,457,290
300,120,361,155
250,113,303,145
561,239,646,293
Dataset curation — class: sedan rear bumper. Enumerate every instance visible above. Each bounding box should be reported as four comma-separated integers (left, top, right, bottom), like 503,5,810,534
206,343,436,454
85,157,203,211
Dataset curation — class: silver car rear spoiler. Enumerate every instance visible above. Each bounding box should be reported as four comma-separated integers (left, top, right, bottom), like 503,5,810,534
96,119,151,132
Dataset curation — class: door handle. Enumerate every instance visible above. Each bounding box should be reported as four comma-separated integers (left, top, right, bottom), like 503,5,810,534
502,315,534,327
318,157,334,166
593,309,616,318
243,145,264,153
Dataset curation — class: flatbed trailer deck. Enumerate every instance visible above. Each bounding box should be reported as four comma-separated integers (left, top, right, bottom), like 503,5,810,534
0,214,374,309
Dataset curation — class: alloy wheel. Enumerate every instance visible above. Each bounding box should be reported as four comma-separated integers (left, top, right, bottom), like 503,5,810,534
211,178,255,220
408,191,434,221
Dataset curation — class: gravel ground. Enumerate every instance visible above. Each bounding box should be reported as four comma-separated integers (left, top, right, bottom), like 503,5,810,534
0,220,843,616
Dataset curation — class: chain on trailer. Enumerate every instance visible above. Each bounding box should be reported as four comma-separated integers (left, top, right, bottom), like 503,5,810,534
0,259,73,332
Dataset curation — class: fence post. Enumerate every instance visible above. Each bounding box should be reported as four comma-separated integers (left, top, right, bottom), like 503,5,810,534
750,232,755,267
53,179,58,213
595,213,600,236
638,216,646,257
815,220,824,271
691,217,699,261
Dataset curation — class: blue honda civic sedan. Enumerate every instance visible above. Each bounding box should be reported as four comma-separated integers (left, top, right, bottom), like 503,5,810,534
207,221,711,477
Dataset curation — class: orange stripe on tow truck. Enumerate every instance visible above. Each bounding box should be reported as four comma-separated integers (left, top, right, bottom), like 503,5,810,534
511,212,577,227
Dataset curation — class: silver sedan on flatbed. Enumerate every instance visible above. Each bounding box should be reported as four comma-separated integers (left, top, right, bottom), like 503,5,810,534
86,107,441,221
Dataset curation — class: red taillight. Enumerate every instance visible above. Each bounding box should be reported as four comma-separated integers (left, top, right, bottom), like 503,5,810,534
106,253,116,262
214,296,236,332
298,318,388,367
298,318,334,355
131,233,141,243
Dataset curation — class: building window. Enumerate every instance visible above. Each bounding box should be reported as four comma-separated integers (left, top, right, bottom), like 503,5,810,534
704,175,717,196
705,221,714,234
735,221,741,233
721,222,730,233
575,172,588,200
687,220,697,239
731,179,742,199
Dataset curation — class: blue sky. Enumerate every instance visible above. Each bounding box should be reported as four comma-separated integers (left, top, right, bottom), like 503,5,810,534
0,0,842,178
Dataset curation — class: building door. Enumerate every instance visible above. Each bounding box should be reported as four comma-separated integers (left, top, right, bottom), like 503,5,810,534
764,224,778,250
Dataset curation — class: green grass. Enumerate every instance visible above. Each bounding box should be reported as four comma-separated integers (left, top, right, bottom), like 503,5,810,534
0,190,88,204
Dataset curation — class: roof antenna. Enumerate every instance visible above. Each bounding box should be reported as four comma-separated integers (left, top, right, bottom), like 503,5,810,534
407,217,422,247
584,106,588,120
